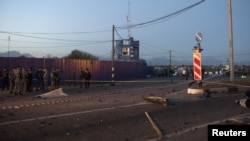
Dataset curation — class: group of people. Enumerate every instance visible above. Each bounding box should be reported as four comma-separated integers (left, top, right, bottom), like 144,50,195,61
68,67,92,89
1,66,92,95
36,67,61,91
0,66,61,95
1,66,32,95
79,68,92,89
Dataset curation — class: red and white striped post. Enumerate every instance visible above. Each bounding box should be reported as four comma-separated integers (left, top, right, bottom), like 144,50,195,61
193,43,203,85
193,51,202,81
193,32,203,86
188,32,204,91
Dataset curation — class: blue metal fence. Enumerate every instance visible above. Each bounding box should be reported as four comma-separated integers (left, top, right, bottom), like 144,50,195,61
0,57,151,85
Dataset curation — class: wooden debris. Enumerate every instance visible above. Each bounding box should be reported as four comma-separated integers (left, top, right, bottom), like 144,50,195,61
228,118,250,125
143,96,168,106
145,112,164,140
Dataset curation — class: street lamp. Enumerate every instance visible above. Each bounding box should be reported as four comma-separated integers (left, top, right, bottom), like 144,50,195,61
8,36,10,68
228,0,234,81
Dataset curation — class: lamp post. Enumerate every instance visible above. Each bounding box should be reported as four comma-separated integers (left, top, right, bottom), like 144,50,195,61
8,36,10,68
111,25,115,86
228,0,234,81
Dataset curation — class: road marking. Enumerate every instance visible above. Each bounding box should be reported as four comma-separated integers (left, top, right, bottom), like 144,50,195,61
146,113,250,141
0,81,189,111
0,102,149,126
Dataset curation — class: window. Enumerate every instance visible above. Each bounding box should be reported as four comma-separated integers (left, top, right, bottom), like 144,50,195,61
122,47,129,56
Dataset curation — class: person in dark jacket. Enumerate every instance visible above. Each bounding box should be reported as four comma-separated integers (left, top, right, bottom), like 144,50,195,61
84,68,91,89
79,67,84,88
26,68,33,92
2,67,9,90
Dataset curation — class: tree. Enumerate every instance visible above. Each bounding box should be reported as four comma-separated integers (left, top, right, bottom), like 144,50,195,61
19,55,26,58
63,49,98,60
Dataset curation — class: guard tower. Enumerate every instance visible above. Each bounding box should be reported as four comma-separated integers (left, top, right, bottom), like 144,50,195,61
115,37,139,61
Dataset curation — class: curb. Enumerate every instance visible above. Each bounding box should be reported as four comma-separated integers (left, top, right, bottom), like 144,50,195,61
187,87,249,95
187,88,204,95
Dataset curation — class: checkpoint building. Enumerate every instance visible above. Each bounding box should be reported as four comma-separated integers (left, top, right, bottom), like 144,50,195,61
115,37,139,61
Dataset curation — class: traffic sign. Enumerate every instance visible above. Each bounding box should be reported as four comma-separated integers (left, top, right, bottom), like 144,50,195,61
195,32,203,42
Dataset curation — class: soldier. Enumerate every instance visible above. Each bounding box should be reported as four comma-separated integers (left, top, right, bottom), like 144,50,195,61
26,68,33,92
20,67,27,94
2,67,9,90
14,66,22,95
50,68,56,90
43,68,49,91
9,67,16,94
36,67,44,91
55,67,60,89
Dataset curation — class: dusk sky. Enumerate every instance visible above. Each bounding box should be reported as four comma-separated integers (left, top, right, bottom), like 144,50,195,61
0,0,249,65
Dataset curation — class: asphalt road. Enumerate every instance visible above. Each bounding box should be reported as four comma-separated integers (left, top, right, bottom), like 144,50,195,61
0,77,249,141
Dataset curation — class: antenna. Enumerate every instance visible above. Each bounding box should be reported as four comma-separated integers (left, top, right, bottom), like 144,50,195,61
127,0,131,38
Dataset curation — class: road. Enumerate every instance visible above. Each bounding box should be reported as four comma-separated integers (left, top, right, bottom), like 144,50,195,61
0,77,249,141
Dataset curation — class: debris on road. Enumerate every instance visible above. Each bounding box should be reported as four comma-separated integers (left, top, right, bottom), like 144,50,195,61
235,89,250,108
142,96,168,106
228,117,250,125
33,88,68,99
145,112,164,140
235,99,250,108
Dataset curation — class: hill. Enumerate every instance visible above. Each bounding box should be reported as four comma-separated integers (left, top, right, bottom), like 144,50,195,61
0,51,34,58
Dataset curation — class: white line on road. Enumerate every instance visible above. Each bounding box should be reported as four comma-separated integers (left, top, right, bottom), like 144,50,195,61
0,102,149,126
146,113,250,141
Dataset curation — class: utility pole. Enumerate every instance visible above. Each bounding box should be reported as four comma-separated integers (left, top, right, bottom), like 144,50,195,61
111,25,115,86
168,50,172,77
127,0,131,38
228,0,234,81
169,50,172,67
43,56,46,68
8,36,10,58
8,36,10,68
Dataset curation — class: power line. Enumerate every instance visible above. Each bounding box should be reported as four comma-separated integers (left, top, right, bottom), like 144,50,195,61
114,27,123,40
0,0,207,60
0,0,205,42
117,0,205,29
0,31,103,42
0,38,111,44
0,30,111,35
113,0,205,44
8,41,111,49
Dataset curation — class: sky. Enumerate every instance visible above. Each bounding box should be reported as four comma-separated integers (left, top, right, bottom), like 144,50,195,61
0,0,249,65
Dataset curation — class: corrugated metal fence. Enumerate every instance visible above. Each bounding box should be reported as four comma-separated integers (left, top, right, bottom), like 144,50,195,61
0,57,151,83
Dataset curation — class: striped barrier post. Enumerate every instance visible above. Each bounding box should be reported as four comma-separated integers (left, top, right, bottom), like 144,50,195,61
193,52,202,81
192,42,203,87
193,32,203,81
